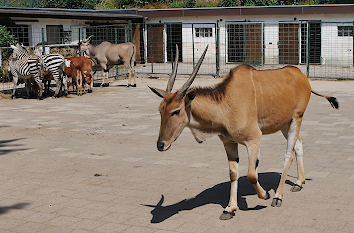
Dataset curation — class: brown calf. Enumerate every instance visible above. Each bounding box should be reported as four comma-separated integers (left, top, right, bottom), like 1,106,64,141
64,56,94,94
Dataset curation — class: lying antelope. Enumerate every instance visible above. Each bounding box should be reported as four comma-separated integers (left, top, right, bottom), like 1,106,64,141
148,45,338,220
78,35,136,87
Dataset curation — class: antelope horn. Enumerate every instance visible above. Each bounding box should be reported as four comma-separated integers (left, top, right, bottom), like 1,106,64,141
177,45,208,98
166,44,179,93
85,35,94,42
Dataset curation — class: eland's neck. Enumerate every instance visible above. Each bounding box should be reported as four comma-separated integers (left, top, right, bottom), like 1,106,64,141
87,44,96,57
188,92,228,135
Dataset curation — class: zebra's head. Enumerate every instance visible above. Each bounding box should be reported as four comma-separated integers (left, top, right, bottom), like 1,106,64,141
10,43,29,60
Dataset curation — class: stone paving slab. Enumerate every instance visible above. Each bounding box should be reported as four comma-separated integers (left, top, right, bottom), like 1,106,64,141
0,78,354,233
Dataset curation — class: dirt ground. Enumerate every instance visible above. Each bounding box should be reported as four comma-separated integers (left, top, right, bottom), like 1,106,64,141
0,77,353,233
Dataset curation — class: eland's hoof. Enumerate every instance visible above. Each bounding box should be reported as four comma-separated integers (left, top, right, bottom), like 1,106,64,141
265,191,270,200
290,184,303,192
271,198,282,207
219,211,235,220
11,95,14,99
88,89,92,93
132,84,137,87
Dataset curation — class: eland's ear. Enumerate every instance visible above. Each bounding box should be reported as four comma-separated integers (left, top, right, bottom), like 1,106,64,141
10,45,17,50
148,86,166,98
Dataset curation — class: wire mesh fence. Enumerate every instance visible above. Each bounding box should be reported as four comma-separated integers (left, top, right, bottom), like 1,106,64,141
1,21,353,93
221,21,353,79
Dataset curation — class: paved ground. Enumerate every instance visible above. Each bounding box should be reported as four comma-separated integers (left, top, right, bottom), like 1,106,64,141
0,77,353,233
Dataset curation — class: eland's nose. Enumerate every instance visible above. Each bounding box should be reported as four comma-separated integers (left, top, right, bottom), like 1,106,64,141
157,141,165,151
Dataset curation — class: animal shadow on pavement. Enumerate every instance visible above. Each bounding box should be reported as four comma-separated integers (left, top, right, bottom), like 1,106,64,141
144,172,287,223
0,203,30,215
0,138,28,156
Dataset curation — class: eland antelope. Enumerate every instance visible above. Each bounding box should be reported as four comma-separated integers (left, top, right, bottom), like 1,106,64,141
78,36,136,87
148,45,338,220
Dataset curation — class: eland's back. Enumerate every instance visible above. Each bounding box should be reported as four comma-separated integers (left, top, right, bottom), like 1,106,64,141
223,65,312,135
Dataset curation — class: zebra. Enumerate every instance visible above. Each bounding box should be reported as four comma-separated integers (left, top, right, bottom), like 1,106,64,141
12,43,68,97
8,54,44,99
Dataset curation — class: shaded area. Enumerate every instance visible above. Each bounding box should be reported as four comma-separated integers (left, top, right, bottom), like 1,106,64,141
144,172,289,223
0,203,30,215
0,138,28,155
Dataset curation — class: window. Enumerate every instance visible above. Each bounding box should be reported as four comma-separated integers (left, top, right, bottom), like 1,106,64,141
7,25,30,46
86,25,125,45
195,28,212,38
338,26,353,37
227,23,263,64
46,25,64,45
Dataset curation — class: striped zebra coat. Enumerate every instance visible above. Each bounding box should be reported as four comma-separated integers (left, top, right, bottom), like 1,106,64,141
8,52,44,99
11,43,67,97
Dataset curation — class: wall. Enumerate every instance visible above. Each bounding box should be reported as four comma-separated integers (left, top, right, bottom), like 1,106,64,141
322,22,353,66
146,13,353,70
10,18,87,47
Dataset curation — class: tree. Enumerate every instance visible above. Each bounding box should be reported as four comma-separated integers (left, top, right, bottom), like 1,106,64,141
39,0,97,9
0,26,17,48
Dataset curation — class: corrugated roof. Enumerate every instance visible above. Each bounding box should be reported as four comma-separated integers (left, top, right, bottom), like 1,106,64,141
0,7,143,20
137,4,354,17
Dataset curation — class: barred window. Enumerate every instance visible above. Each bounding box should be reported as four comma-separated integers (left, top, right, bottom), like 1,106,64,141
46,25,64,45
195,28,212,38
337,26,353,37
7,25,30,46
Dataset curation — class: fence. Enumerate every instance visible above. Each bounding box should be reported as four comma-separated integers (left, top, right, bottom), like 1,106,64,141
220,21,353,80
1,21,353,89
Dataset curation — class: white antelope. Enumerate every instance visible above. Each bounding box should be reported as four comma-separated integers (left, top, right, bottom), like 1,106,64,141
148,45,338,220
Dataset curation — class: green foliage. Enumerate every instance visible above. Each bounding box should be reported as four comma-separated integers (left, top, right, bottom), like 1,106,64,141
39,0,97,9
219,0,351,6
0,26,17,60
0,26,17,47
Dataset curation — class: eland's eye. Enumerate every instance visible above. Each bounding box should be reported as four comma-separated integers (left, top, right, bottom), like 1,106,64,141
171,110,180,116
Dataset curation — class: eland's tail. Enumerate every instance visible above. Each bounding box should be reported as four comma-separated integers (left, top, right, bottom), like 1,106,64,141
311,90,339,109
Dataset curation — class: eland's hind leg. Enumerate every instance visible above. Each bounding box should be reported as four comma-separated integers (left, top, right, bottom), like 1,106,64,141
292,136,305,192
272,117,302,207
280,130,305,192
219,136,239,220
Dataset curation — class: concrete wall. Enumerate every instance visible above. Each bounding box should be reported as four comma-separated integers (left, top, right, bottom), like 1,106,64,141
322,22,353,66
10,18,87,47
146,14,353,69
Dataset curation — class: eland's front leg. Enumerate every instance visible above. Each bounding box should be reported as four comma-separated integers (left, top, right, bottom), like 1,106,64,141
245,137,270,201
219,136,239,220
101,63,109,87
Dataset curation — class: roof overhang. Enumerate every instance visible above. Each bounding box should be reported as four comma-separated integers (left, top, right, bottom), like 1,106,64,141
138,4,354,18
0,7,144,21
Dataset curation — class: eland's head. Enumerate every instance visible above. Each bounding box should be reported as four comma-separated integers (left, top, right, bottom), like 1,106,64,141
78,35,93,55
149,45,208,151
